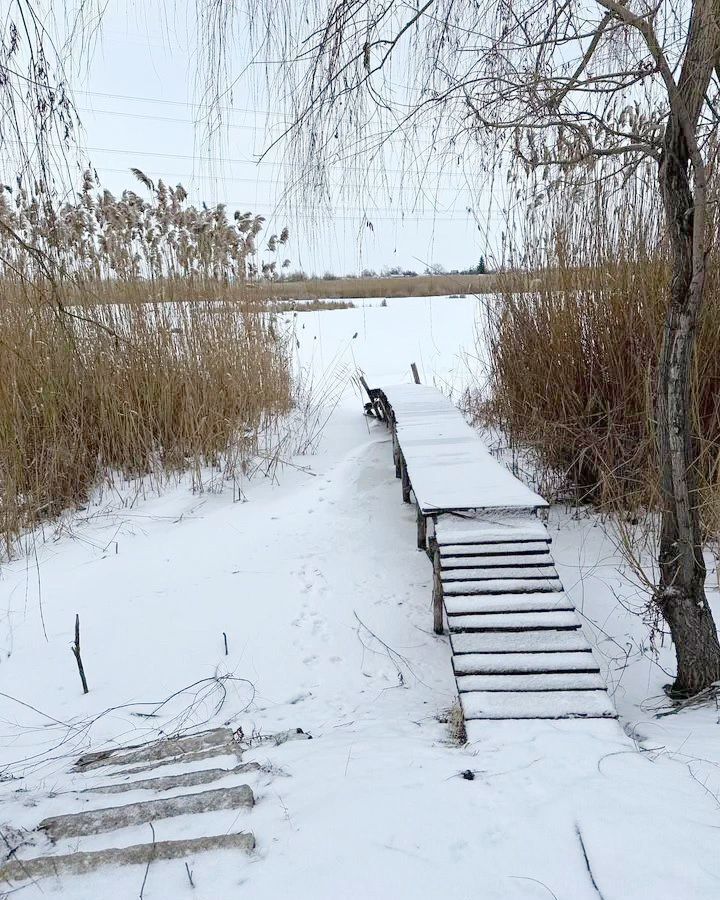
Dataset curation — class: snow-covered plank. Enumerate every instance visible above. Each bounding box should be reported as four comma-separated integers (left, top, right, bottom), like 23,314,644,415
444,593,574,615
440,552,555,569
441,565,558,581
453,650,598,674
434,514,549,545
40,784,254,840
460,689,616,720
378,384,547,512
456,672,606,692
82,763,260,795
439,541,550,557
451,629,590,655
444,577,563,595
0,832,255,883
448,611,580,631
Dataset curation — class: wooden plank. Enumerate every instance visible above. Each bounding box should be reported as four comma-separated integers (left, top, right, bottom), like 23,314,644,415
434,515,549,545
0,832,255,884
453,651,598,674
441,565,558,581
451,629,590,655
440,552,555,569
448,611,580,631
81,763,260,795
460,689,616,720
444,578,563,595
40,784,254,840
457,672,606,692
439,541,550,556
444,593,573,615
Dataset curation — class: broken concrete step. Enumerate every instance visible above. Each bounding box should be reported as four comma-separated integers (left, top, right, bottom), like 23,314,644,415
74,728,239,772
444,578,563,596
441,565,558,582
453,650,599,675
40,784,254,840
440,552,555,569
461,689,616,720
456,672,606,692
82,762,260,795
0,831,254,884
444,593,573,615
439,540,549,556
451,629,590,655
448,610,580,632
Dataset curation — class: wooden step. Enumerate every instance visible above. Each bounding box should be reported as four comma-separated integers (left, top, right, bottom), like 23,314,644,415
434,517,549,546
439,541,549,557
461,689,616,720
456,672,606,692
40,784,254,840
451,629,590,655
444,578,563,596
448,611,580,632
453,650,599,675
440,552,555,569
441,565,558,582
444,593,574,615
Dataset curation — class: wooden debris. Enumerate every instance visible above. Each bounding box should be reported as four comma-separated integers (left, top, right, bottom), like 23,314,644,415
74,727,238,772
0,832,255,884
40,784,254,840
82,762,260,795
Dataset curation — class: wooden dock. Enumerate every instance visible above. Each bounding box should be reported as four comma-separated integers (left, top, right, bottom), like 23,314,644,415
368,381,615,722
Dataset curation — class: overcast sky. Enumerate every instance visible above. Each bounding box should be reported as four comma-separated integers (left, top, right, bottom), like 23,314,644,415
66,2,504,275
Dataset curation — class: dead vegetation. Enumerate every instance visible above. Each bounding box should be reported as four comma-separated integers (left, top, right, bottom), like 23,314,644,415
472,172,720,535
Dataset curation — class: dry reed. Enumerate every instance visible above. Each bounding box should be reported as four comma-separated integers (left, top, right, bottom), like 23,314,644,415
473,172,720,530
0,280,293,558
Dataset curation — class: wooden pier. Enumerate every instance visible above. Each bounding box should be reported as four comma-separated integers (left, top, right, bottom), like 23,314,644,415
368,381,615,722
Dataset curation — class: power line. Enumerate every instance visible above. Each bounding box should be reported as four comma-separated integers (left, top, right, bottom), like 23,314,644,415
76,107,286,132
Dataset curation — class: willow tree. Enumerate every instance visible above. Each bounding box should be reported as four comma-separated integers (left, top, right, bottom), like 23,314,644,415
201,0,720,695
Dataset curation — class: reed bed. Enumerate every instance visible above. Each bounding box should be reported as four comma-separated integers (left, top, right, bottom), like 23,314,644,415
0,280,293,558
473,174,720,530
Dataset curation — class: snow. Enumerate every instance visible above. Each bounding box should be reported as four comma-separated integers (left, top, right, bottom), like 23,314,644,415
1,294,720,898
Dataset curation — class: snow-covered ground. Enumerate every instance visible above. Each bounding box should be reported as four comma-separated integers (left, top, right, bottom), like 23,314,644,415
1,295,720,899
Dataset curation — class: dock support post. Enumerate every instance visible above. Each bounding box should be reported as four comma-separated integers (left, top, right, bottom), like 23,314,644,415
401,455,411,503
432,544,444,634
417,508,427,550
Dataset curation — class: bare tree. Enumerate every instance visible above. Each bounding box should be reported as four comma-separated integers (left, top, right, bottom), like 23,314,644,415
201,0,720,694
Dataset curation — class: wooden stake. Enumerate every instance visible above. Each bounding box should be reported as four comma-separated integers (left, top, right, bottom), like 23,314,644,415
432,547,444,635
400,455,411,503
71,614,89,694
411,362,421,384
417,508,427,550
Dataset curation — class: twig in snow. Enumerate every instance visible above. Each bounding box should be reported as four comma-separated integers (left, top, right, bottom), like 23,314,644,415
508,875,559,899
139,822,156,899
223,632,229,656
184,861,195,888
575,824,606,900
71,614,89,694
353,611,415,684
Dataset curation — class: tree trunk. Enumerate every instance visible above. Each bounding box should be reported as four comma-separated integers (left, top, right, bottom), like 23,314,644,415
656,120,720,697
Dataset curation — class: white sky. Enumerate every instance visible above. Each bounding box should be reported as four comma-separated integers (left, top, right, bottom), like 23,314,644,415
64,1,503,275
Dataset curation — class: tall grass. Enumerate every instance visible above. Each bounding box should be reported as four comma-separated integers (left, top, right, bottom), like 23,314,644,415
0,279,293,558
476,173,720,529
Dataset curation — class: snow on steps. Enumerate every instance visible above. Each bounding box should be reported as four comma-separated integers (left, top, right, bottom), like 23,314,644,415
448,610,581,631
440,552,555,568
444,577,564,595
372,381,616,722
460,690,616,720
